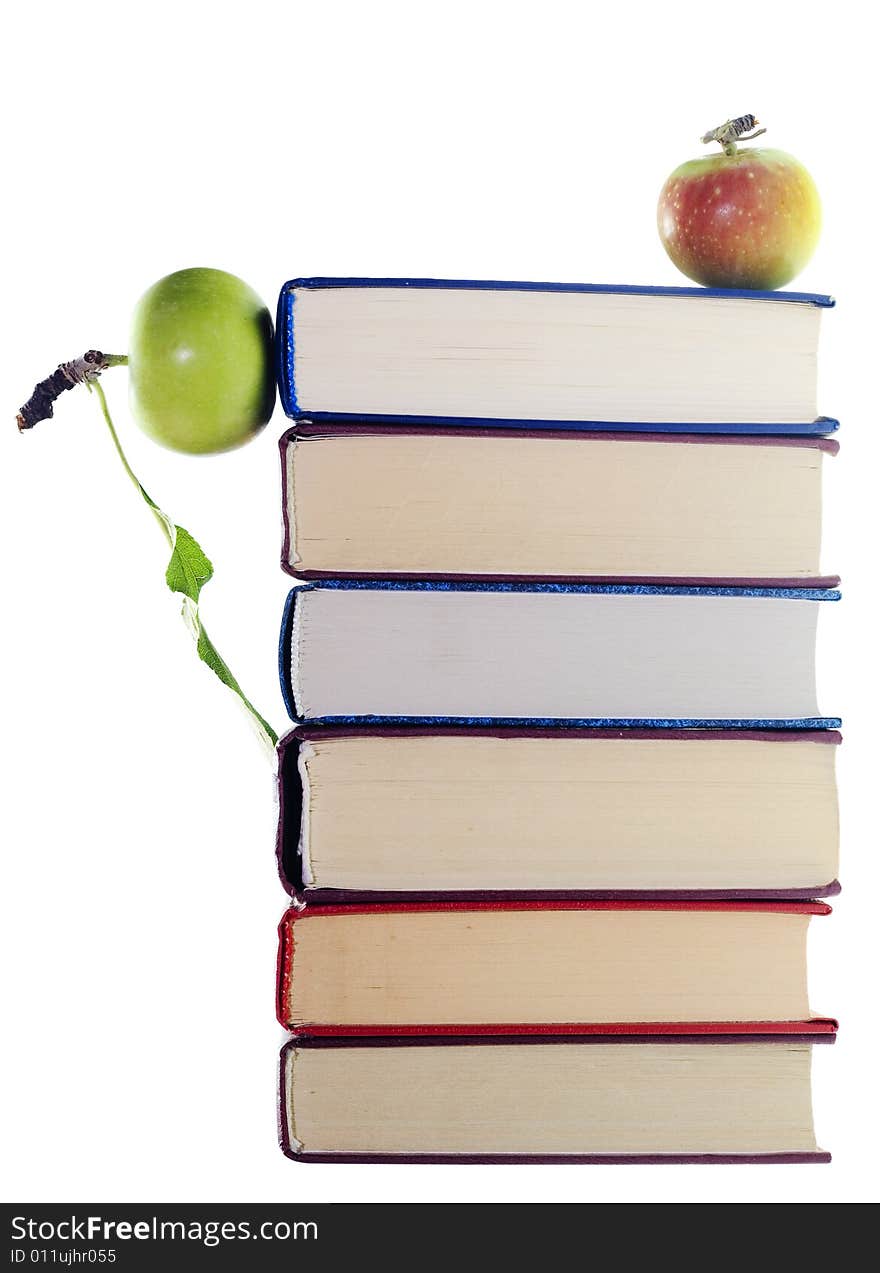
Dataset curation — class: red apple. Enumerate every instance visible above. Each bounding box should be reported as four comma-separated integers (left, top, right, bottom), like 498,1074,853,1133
658,142,821,290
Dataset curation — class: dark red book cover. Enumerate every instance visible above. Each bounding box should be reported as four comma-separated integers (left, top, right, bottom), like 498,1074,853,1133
279,1033,836,1165
276,724,842,903
280,425,840,588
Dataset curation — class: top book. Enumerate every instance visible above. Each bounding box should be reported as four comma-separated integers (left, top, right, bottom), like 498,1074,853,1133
276,278,836,434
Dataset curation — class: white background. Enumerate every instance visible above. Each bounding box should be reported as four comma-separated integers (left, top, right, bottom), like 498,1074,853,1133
1,0,876,1205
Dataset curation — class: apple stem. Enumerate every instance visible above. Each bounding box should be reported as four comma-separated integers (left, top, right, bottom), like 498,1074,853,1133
16,352,128,432
701,115,767,157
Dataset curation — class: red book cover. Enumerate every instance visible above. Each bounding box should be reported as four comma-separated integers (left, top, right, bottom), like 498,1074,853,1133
277,899,835,1038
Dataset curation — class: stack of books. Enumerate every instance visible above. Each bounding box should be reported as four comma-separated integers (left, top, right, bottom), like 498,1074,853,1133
274,278,840,1164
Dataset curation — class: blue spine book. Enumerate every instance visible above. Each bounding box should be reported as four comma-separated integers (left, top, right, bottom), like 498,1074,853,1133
276,277,837,435
278,580,841,730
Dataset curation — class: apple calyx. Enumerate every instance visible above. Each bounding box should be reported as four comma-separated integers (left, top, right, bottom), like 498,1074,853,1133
700,114,767,157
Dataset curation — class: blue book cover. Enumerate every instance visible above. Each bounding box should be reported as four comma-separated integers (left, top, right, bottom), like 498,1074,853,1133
276,277,837,435
278,580,841,730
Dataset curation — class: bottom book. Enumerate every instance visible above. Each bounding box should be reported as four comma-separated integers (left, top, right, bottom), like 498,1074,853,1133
280,1033,834,1164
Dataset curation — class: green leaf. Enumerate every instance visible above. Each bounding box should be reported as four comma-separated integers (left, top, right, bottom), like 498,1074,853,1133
165,525,214,602
195,623,278,746
90,380,278,754
165,526,277,750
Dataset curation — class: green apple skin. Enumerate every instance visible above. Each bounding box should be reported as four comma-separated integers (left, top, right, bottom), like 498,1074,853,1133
129,268,275,454
657,148,821,290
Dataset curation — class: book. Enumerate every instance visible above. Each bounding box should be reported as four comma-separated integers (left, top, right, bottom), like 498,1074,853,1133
274,275,842,1167
279,581,840,728
280,1034,834,1163
276,278,836,434
281,427,838,587
277,900,832,1035
277,725,841,901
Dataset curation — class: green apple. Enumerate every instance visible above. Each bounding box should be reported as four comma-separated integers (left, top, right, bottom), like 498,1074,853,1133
129,267,275,454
